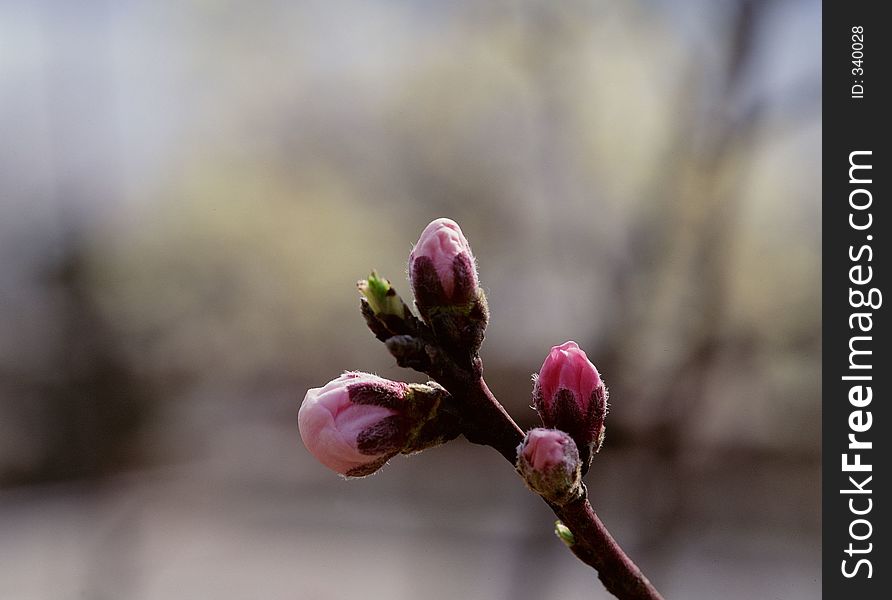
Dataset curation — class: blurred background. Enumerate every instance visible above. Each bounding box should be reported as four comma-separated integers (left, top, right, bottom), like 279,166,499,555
0,0,820,598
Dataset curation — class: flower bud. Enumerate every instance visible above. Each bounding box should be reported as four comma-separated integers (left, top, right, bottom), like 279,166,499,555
516,428,582,505
298,372,457,477
533,341,608,471
409,218,478,307
408,218,489,352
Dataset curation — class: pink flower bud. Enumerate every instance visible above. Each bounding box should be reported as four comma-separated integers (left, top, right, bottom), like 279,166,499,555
533,341,608,468
299,372,411,477
409,218,478,307
521,428,574,471
516,428,582,505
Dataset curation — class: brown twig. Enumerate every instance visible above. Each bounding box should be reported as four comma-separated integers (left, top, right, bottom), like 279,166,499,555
554,493,664,600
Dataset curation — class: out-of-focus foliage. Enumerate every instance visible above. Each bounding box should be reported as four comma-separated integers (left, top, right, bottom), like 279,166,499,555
1,0,820,477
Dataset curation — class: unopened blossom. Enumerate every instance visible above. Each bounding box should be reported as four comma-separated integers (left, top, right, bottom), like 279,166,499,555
407,218,488,353
408,218,479,307
516,428,582,505
299,372,455,477
533,341,608,468
300,372,416,477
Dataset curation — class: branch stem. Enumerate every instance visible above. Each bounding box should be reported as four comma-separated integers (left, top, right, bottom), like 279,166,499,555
555,494,664,600
450,374,524,461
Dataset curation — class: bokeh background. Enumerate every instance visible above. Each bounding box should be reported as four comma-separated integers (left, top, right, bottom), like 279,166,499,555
1,0,821,598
